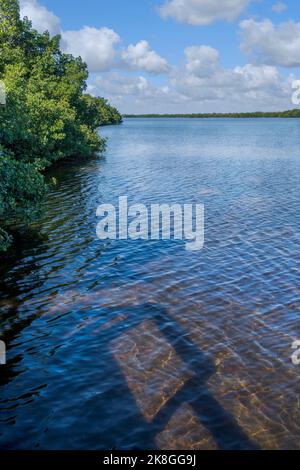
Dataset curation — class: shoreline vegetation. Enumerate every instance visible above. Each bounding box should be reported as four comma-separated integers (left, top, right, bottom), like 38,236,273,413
124,110,300,118
0,0,122,252
1,2,299,253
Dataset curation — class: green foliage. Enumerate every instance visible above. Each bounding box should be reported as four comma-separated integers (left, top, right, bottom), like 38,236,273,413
0,226,11,250
0,0,121,251
0,145,46,251
124,110,300,118
81,95,122,127
0,146,46,214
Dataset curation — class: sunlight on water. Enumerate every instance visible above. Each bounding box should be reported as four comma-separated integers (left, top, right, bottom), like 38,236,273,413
111,320,193,423
0,118,299,450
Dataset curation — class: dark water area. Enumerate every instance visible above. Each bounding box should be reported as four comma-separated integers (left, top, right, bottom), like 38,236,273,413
0,118,299,450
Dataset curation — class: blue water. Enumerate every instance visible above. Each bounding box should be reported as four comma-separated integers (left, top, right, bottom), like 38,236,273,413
0,118,299,449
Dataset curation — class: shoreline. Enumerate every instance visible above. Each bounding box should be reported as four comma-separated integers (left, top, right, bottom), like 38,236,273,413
123,110,300,119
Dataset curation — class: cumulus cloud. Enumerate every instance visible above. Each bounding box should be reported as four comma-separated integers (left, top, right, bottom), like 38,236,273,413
120,41,170,74
89,46,294,114
20,0,61,36
18,1,295,113
240,19,300,67
88,74,151,97
184,45,220,77
20,2,168,75
159,0,251,26
272,2,287,13
234,64,286,93
87,72,187,113
61,27,121,73
61,33,169,75
172,46,291,104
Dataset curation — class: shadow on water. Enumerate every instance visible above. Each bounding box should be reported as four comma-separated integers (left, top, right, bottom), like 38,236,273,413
0,287,259,448
105,302,259,450
0,230,49,387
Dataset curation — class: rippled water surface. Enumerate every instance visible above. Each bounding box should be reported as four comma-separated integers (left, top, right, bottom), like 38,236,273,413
0,118,299,450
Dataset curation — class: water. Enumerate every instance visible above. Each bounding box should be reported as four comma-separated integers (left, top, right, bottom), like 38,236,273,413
0,118,299,450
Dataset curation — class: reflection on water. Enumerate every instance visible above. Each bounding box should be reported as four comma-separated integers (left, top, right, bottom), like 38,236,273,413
0,118,299,449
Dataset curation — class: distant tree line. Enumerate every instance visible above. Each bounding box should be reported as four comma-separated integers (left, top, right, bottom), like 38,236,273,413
0,0,122,251
124,110,300,118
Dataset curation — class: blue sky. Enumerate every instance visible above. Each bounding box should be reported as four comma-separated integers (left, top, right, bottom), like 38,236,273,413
19,1,300,113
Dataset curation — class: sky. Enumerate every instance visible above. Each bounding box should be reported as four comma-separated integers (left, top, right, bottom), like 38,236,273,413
19,0,300,113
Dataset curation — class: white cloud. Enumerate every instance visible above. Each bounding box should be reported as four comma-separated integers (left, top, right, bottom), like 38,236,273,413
120,41,170,74
89,74,151,97
20,0,61,36
167,44,294,112
234,63,285,92
89,47,294,114
272,2,287,13
20,2,121,73
19,2,169,75
184,45,220,77
18,1,296,113
240,19,300,67
159,0,251,26
62,32,169,75
87,72,188,113
61,27,121,73
173,48,290,103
